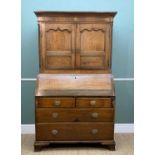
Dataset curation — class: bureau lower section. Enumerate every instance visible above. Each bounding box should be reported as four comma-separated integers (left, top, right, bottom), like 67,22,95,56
34,97,115,151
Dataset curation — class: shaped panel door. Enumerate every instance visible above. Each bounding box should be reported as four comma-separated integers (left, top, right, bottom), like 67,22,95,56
76,24,111,70
40,23,75,71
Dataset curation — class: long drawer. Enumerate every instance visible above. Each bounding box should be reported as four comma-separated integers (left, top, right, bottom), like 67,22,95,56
36,123,114,141
36,108,114,122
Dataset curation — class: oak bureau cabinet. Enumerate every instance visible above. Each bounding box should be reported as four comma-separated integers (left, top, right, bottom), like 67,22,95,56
34,11,117,151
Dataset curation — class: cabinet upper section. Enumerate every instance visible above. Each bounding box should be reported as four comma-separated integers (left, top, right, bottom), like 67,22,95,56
35,11,117,73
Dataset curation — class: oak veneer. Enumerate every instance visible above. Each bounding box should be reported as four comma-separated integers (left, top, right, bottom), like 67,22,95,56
37,97,75,108
35,74,115,97
34,11,117,151
36,108,114,123
35,11,116,73
76,98,112,108
36,123,114,141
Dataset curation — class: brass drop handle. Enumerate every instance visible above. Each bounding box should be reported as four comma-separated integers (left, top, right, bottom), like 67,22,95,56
74,17,78,21
91,112,98,118
52,112,58,118
91,129,98,134
51,129,58,135
90,100,96,106
54,100,61,106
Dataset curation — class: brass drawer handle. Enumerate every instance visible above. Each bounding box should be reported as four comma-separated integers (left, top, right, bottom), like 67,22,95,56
90,100,96,106
51,129,58,135
74,17,78,21
91,129,98,134
52,113,58,118
54,100,61,106
91,112,98,118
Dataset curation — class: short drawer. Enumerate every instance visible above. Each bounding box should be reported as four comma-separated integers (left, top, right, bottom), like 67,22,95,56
37,97,75,108
36,123,114,141
36,108,114,123
76,98,112,108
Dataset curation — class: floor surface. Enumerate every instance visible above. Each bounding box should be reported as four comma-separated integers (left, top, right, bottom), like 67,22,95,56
21,134,134,155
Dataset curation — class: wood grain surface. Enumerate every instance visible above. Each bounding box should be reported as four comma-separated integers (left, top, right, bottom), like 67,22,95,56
35,74,115,97
36,123,114,141
36,108,114,122
35,12,116,72
37,97,75,108
76,98,112,108
34,12,117,151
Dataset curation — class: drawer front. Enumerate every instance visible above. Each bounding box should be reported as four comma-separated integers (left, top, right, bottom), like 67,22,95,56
36,108,114,123
37,97,75,108
76,98,112,108
36,123,114,141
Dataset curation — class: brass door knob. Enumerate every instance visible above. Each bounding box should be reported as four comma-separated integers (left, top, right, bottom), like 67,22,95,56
90,100,96,106
91,129,98,134
51,129,58,135
54,100,61,106
91,112,98,118
52,113,58,118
